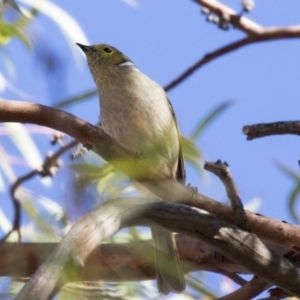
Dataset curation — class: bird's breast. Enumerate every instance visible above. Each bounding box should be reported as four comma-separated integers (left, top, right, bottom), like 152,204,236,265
97,69,180,177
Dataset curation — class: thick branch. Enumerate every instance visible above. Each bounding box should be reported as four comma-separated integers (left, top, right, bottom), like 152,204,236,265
16,198,146,300
0,239,290,282
0,100,159,181
1,101,300,251
0,236,250,280
16,199,300,299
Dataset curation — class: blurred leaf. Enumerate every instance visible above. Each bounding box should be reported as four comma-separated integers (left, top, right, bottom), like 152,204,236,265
185,274,216,298
59,282,137,300
3,0,22,14
288,186,300,224
0,19,30,47
0,73,32,97
38,196,65,222
71,162,126,200
1,49,15,77
0,205,12,234
122,0,139,8
0,144,16,183
276,161,300,223
244,196,262,212
128,226,143,241
19,0,89,65
3,123,44,169
13,7,38,29
55,89,97,109
8,279,23,299
71,163,116,183
0,72,7,91
22,196,56,241
276,161,300,181
0,169,5,192
181,135,203,174
191,99,234,140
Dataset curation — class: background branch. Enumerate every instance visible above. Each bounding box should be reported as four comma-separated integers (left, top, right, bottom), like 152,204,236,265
193,0,263,35
2,139,77,242
243,121,300,140
164,0,300,92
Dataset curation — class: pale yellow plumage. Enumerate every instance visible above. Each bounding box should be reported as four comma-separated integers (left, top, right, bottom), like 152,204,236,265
77,43,186,294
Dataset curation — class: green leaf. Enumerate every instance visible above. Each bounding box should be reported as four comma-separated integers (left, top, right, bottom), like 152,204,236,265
71,163,115,183
276,161,300,224
0,206,12,234
276,161,300,181
287,186,300,224
185,274,216,298
191,99,234,140
0,144,17,183
3,0,22,14
181,135,203,174
4,123,44,171
22,197,56,241
13,8,38,29
0,19,31,47
19,0,89,65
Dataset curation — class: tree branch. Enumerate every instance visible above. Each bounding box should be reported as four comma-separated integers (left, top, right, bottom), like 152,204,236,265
204,160,251,232
215,276,272,300
164,0,300,91
16,198,300,299
193,0,263,35
1,100,300,251
194,0,300,37
2,139,77,242
243,121,300,140
0,236,251,280
164,37,253,91
0,100,146,177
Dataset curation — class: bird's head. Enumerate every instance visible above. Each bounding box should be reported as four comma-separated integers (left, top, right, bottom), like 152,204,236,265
76,43,133,69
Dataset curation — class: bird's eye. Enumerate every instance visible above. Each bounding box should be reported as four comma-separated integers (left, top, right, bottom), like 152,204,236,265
104,47,112,53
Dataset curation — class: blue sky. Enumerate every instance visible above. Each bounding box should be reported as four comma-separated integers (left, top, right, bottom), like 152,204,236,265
1,0,300,298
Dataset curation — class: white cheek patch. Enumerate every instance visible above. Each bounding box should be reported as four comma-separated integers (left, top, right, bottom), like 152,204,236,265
118,61,135,67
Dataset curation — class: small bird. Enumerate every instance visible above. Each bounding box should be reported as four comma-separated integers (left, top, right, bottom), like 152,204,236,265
76,43,186,294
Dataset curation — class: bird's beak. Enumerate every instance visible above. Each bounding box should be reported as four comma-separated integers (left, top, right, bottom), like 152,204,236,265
76,43,93,53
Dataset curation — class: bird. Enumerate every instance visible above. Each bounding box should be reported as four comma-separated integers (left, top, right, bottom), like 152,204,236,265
76,43,186,294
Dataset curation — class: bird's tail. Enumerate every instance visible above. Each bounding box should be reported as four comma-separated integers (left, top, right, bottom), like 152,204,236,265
151,228,185,294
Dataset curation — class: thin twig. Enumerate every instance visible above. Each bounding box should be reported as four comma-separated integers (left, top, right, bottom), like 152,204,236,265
213,269,247,286
164,37,253,91
204,160,251,232
1,140,77,242
164,0,300,92
193,0,263,35
2,170,38,242
215,276,272,300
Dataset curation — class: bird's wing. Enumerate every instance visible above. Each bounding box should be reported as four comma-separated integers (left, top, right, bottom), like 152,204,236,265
167,98,186,184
